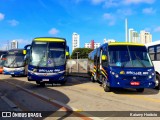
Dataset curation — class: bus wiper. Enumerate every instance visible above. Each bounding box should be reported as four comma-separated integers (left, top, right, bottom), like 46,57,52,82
134,52,146,68
8,58,16,67
36,53,46,69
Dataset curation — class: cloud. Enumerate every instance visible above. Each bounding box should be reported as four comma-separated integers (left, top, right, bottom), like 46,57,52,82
0,39,31,50
142,8,156,14
0,13,5,21
74,0,84,4
49,28,59,35
123,0,155,5
15,39,31,45
0,44,8,50
154,26,160,32
91,0,105,5
103,13,114,19
103,0,119,8
117,9,134,16
8,19,19,26
90,0,155,7
103,13,115,26
143,27,151,32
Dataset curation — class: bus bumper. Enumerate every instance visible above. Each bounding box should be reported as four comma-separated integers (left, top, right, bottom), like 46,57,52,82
27,72,66,83
3,70,25,75
109,78,156,89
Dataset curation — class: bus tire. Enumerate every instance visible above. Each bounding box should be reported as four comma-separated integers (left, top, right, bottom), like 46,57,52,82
11,75,15,77
102,77,111,92
61,79,67,86
36,81,40,85
136,88,144,92
40,82,45,87
155,74,160,90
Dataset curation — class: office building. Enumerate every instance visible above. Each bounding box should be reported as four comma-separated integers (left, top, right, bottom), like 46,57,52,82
140,30,152,44
11,40,18,49
85,40,100,49
129,28,139,43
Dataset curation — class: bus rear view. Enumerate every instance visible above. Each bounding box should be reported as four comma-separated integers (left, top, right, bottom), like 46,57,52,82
27,37,68,86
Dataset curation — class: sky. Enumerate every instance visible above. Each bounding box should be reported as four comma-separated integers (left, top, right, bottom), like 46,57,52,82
0,0,160,53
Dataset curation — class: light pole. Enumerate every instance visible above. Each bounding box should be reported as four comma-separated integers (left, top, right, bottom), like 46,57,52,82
76,52,79,72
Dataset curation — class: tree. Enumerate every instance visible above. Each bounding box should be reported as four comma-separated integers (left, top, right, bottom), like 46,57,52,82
71,48,93,59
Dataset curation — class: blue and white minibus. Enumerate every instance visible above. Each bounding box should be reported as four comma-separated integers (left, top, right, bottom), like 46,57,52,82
88,42,156,92
24,37,69,86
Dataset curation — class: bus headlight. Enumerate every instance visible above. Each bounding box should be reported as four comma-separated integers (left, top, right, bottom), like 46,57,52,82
151,72,155,76
148,75,152,79
59,76,64,80
115,74,119,78
111,71,119,78
111,72,115,75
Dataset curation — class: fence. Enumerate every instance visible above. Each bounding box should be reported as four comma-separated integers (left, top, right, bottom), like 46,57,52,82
66,59,89,74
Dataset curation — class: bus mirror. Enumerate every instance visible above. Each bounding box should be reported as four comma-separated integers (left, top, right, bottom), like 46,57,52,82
102,55,107,61
66,52,69,56
23,50,27,55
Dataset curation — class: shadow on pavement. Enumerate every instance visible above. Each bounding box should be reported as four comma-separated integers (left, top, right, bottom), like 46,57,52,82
0,78,85,119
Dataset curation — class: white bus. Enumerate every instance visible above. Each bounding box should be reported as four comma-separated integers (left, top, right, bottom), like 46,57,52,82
146,41,160,90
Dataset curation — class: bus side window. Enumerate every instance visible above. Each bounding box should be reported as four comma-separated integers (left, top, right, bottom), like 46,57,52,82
156,46,160,60
94,51,97,65
102,49,108,67
148,47,155,61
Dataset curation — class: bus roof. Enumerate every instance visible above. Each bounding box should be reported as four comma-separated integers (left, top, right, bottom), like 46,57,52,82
108,42,145,46
33,37,66,42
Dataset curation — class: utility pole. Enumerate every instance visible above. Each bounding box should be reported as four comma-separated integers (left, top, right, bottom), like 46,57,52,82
125,18,128,42
76,52,79,72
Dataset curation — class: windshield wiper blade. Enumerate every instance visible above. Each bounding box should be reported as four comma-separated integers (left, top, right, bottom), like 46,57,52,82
8,58,16,67
36,54,46,69
134,52,146,68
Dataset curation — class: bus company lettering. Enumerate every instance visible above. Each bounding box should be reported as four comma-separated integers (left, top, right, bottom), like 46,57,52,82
126,71,149,75
39,69,54,73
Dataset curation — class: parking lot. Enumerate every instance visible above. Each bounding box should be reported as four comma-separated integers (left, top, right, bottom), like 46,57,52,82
0,74,160,120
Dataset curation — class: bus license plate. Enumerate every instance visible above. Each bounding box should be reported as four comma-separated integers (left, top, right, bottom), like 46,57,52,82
42,79,49,81
130,82,140,86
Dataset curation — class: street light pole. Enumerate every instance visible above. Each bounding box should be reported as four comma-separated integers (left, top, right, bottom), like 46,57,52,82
76,52,79,72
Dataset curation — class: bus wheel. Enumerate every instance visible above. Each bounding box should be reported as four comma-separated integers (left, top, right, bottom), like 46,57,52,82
11,75,15,77
136,88,144,92
40,82,45,87
102,77,111,92
61,80,67,86
155,74,160,90
91,76,95,82
36,81,40,85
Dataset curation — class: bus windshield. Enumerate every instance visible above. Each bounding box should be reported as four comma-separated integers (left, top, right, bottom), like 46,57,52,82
4,54,25,68
30,42,65,67
108,45,153,68
0,59,5,67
